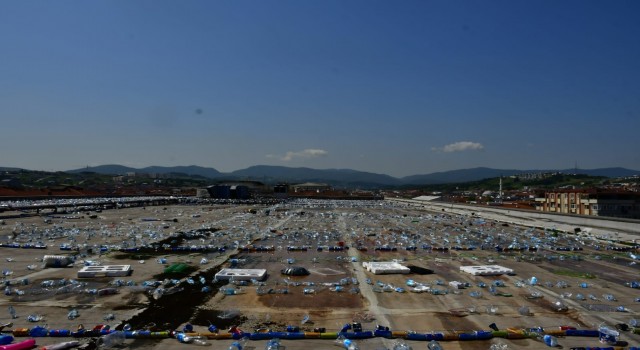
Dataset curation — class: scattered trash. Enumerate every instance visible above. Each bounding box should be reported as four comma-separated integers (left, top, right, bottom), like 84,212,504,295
335,335,359,350
99,330,126,348
41,340,80,350
265,338,281,350
67,309,79,320
392,340,412,350
301,314,310,324
489,341,509,349
426,340,443,350
598,324,619,345
228,337,247,350
176,332,209,346
27,314,44,322
543,334,558,347
8,306,17,319
518,306,530,316
218,309,240,319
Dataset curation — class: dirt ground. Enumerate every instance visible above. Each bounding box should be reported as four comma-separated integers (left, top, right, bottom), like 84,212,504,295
0,200,639,349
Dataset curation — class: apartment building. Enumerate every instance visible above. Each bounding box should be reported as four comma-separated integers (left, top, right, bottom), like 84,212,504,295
536,189,640,219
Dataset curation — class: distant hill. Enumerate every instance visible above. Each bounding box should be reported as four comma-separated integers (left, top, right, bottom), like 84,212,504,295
401,167,535,184
0,167,24,172
228,165,401,187
68,164,139,175
403,167,640,185
562,167,640,178
142,165,222,178
68,165,222,178
56,164,640,188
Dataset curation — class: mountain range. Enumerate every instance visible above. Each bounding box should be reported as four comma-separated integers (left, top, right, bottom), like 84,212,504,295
60,164,640,188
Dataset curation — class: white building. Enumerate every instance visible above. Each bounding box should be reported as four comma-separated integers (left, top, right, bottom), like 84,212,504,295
362,261,410,274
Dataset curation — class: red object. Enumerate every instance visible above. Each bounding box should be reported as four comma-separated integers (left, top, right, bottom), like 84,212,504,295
560,325,577,330
228,326,243,335
92,324,110,332
0,339,36,350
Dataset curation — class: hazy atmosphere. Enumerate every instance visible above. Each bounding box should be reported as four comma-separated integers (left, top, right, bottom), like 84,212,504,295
1,0,639,177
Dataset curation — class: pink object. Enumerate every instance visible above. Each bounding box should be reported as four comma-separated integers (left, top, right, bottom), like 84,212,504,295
0,339,36,350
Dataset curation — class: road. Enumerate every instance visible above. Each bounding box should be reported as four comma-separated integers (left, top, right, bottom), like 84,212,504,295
338,214,396,350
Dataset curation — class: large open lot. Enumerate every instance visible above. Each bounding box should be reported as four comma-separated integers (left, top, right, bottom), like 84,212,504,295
1,198,639,349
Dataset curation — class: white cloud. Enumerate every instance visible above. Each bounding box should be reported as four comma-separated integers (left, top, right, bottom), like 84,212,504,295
267,149,329,161
433,141,484,153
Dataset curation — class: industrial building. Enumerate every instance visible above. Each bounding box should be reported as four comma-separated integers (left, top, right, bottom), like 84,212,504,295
206,182,261,199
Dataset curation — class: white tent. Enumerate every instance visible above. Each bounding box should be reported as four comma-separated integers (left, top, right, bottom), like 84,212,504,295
459,265,513,276
362,261,410,274
215,268,267,281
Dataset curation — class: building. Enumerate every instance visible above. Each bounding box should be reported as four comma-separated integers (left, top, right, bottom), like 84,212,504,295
362,261,410,275
207,182,257,200
535,189,640,219
232,185,250,200
460,265,513,276
273,184,289,198
207,185,231,199
0,178,21,188
214,268,267,281
291,182,331,193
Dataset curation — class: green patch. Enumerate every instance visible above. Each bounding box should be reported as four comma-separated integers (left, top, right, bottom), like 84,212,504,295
553,269,596,279
164,263,192,274
152,263,197,279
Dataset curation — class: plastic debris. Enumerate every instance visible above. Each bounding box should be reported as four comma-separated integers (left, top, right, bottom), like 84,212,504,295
218,309,240,319
392,340,412,350
67,309,79,320
518,306,530,316
8,306,17,319
27,314,44,322
228,337,247,350
301,314,310,324
41,340,80,350
598,325,619,345
489,341,509,349
99,331,126,348
543,334,558,347
265,338,281,350
340,339,359,350
176,333,209,346
469,290,482,298
427,340,443,350
29,325,49,337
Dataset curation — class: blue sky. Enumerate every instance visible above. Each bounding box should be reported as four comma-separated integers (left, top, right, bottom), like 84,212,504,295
1,0,639,177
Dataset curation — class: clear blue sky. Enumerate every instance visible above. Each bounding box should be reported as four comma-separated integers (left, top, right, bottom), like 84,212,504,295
1,0,639,177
